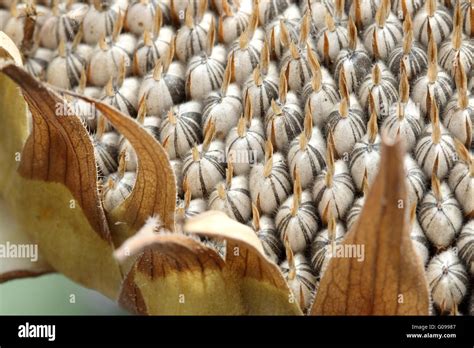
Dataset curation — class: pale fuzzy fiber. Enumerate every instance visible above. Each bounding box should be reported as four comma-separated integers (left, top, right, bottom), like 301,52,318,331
276,190,320,253
249,152,292,215
419,182,463,249
426,249,469,313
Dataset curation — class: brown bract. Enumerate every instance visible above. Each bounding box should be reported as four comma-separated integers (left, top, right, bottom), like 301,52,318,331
2,64,112,241
69,93,177,245
310,138,430,315
0,59,122,297
117,211,303,315
119,233,228,315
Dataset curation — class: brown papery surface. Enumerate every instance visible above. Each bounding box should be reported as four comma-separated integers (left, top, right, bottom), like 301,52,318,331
310,138,430,315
